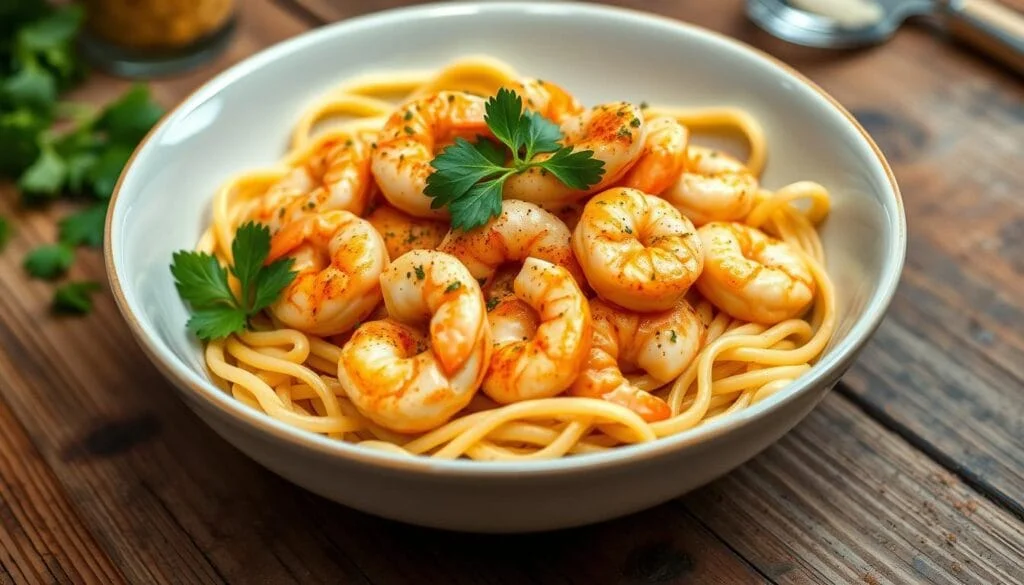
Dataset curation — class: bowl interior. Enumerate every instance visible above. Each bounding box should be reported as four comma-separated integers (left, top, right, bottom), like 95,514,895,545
109,2,903,470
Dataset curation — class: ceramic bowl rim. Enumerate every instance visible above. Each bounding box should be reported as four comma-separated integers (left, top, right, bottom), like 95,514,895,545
104,0,906,478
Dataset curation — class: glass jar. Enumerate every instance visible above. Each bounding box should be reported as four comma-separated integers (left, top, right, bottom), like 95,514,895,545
79,0,237,77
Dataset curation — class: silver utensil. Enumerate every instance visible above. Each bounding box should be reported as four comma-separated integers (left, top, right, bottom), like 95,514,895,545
747,0,1024,72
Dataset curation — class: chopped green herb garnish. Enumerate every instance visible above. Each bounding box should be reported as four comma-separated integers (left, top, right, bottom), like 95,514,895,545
414,265,425,280
445,281,462,293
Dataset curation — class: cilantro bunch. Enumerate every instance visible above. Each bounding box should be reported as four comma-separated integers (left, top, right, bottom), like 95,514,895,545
424,88,605,231
170,223,298,340
1,0,164,314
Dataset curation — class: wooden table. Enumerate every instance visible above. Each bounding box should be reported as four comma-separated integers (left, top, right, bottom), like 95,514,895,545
1,1,1022,583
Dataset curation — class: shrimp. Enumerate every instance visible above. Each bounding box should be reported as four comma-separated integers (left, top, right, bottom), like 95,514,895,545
503,102,647,209
503,78,584,124
618,117,689,195
482,258,591,404
572,188,703,312
437,199,584,286
338,250,491,433
662,146,759,225
695,222,815,324
265,211,389,336
371,91,490,219
366,203,448,259
571,298,705,422
250,133,374,231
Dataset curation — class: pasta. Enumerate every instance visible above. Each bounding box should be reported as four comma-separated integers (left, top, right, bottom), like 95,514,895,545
194,55,836,461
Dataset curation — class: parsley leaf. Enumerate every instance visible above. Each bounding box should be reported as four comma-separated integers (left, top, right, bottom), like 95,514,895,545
2,64,57,112
251,257,296,313
58,202,107,247
24,243,73,279
522,110,562,160
536,147,606,190
424,89,605,231
95,84,163,144
86,144,133,198
18,144,66,198
186,307,248,340
424,137,508,208
230,222,269,306
170,222,298,340
52,280,101,314
484,88,526,159
448,178,506,232
0,109,46,176
170,251,236,309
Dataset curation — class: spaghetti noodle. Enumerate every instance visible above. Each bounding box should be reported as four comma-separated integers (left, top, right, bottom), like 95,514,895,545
195,56,836,461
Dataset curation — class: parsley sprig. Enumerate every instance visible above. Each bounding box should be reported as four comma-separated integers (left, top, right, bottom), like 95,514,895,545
170,222,298,340
424,88,605,231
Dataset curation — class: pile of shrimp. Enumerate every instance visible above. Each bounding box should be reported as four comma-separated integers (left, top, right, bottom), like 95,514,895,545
203,62,837,460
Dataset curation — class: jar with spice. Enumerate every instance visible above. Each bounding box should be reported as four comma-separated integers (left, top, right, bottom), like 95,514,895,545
79,0,237,77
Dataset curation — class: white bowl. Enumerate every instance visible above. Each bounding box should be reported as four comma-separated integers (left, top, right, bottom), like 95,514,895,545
106,1,905,532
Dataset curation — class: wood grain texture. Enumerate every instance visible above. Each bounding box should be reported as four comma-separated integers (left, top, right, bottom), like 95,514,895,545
0,385,124,585
0,0,1022,583
685,395,1024,585
282,0,1024,511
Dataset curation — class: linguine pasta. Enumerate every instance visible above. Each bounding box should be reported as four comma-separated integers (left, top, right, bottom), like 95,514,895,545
194,56,836,461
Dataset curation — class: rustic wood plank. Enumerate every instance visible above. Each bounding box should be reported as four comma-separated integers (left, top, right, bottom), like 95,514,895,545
0,1,766,583
2,0,1022,583
283,0,1024,512
0,391,124,585
684,394,1024,585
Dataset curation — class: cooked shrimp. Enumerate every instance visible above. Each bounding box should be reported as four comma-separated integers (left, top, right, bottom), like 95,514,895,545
662,146,759,225
695,222,815,324
338,250,491,432
572,188,703,312
571,298,705,422
265,211,389,336
437,199,584,286
482,258,591,404
503,103,647,209
371,91,490,219
551,202,585,231
504,78,584,124
366,203,448,259
618,117,689,195
250,133,374,231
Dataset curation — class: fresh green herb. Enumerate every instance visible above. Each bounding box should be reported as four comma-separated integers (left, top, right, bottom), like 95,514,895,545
52,280,102,314
670,330,678,343
630,117,641,128
24,243,73,279
169,222,298,340
1,2,164,315
414,265,425,280
444,281,461,293
486,297,500,312
424,88,605,230
58,202,107,247
403,110,413,121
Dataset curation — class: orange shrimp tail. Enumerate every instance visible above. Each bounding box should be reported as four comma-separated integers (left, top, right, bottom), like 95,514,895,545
601,386,671,422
